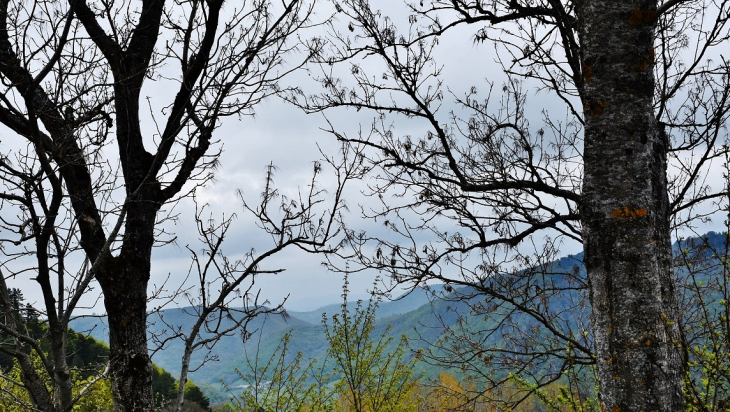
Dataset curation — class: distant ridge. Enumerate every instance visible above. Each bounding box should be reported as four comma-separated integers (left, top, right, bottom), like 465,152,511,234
69,231,727,402
287,284,447,324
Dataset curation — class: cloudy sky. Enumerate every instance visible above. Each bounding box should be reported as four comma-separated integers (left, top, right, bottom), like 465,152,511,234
0,0,726,315
142,10,532,312
146,19,568,311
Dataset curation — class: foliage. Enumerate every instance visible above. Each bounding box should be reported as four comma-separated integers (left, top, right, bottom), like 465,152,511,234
322,279,419,412
0,353,112,412
153,366,180,407
0,317,107,380
507,372,600,412
185,381,211,409
423,372,472,411
0,354,45,412
676,234,730,411
150,364,211,410
0,326,209,411
71,376,114,412
225,331,332,412
221,278,419,412
675,158,730,411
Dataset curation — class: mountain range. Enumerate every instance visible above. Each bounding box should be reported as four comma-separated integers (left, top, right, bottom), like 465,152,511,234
70,230,729,404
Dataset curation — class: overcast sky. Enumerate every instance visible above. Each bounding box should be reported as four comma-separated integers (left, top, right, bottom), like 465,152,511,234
0,0,726,315
140,11,527,312
144,17,570,312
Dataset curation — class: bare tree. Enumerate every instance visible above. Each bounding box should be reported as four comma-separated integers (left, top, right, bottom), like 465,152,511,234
0,0,325,410
296,0,730,409
152,157,354,412
672,156,730,411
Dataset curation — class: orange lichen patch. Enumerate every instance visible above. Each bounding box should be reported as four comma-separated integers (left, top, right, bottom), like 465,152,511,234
611,207,648,220
582,62,593,82
628,8,656,25
587,101,608,117
634,59,649,71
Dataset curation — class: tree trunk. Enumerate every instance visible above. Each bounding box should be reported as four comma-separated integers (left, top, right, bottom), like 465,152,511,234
97,77,161,407
103,283,154,412
48,323,73,411
98,200,158,411
578,0,684,409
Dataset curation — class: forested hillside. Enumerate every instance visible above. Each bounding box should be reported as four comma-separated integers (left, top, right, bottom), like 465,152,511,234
69,231,729,408
0,301,210,411
0,0,726,406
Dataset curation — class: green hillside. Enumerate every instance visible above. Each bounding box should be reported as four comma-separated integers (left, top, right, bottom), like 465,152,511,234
69,285,451,399
0,303,210,410
69,231,730,404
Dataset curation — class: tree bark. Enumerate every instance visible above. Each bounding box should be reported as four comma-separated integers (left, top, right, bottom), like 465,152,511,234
578,0,684,409
92,87,163,412
97,201,159,411
73,1,165,408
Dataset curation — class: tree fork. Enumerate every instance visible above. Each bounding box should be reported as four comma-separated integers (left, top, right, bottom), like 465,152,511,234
578,0,684,408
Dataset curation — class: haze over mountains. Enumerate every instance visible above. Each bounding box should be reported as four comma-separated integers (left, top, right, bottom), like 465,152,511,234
70,231,728,403
70,284,453,399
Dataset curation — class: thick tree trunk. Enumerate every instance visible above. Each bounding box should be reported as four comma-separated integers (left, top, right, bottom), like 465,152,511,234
98,77,160,407
88,50,164,409
104,282,154,412
98,200,158,411
578,0,684,409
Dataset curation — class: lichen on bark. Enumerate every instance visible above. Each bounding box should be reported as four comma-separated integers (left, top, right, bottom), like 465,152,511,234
578,0,684,408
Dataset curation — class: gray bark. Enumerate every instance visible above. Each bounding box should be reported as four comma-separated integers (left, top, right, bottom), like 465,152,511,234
578,0,684,408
